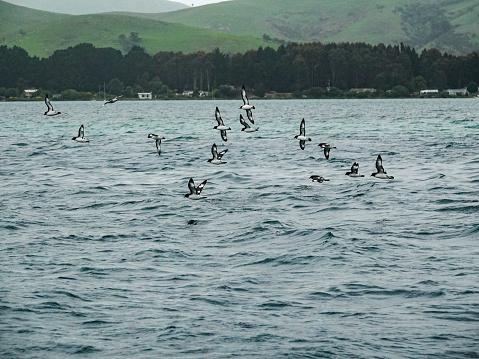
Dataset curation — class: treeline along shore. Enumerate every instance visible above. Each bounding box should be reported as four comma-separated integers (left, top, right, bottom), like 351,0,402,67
1,41,478,100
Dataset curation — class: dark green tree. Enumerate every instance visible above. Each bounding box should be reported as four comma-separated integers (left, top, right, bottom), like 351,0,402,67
107,78,125,95
6,88,20,98
467,81,478,94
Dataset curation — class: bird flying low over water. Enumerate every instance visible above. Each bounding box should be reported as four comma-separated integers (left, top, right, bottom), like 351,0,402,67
240,85,255,124
101,95,122,107
71,124,89,142
239,114,258,132
310,175,330,183
148,133,165,156
185,178,207,199
318,143,336,160
294,118,311,150
214,107,231,142
147,133,164,140
371,155,394,179
345,162,364,177
208,143,228,165
44,94,61,116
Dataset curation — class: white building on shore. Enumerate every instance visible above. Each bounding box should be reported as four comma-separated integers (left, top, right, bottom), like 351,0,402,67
138,92,153,99
420,89,439,97
447,88,468,96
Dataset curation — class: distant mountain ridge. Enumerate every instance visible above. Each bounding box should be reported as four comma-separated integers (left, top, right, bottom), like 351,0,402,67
2,0,187,14
148,0,479,54
0,0,270,57
1,0,478,56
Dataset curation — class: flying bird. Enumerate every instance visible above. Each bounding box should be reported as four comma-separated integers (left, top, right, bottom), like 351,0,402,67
185,178,207,200
318,142,336,160
294,118,311,150
148,133,165,156
208,143,228,165
44,94,61,116
371,155,394,179
345,162,364,177
101,95,122,107
214,107,231,142
310,175,330,183
71,124,89,142
239,114,258,132
239,85,255,124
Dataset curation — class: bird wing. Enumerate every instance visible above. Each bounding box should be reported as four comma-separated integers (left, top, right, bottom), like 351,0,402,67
351,162,358,174
78,124,85,138
300,118,306,136
45,94,53,111
324,147,330,160
246,109,254,124
196,180,207,195
352,162,359,174
220,130,227,142
217,149,228,160
239,114,250,129
211,143,218,159
241,85,249,105
299,140,305,150
188,178,196,195
155,139,161,156
215,107,224,126
376,155,385,173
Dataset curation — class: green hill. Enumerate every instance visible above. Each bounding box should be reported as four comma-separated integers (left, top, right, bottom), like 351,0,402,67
146,0,479,54
0,0,67,34
0,1,272,57
2,0,478,57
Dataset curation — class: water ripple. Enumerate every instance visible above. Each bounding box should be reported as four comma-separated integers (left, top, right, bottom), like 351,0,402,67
1,99,478,358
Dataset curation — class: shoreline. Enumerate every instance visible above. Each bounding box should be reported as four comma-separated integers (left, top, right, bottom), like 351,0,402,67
1,96,476,102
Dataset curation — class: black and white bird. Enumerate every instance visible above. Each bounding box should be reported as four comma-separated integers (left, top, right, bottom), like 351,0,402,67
310,175,330,183
239,114,258,132
44,94,61,116
294,118,311,150
371,155,394,179
148,133,165,156
214,107,231,142
101,95,122,107
345,162,364,177
318,143,336,160
239,85,255,124
208,143,228,165
185,178,207,200
148,133,164,140
71,124,89,143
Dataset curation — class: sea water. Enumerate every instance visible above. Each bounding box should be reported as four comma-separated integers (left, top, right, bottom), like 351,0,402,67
1,99,478,358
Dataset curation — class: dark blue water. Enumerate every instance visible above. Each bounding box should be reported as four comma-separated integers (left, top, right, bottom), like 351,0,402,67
1,99,478,358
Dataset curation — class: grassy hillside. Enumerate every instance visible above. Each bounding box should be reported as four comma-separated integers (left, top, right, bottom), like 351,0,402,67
0,1,272,57
3,0,187,15
146,0,479,54
0,0,67,34
2,0,477,57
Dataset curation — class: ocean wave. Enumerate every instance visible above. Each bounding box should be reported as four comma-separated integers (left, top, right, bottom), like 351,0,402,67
2,99,479,358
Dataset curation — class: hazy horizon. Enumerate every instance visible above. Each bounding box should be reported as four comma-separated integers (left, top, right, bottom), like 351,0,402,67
2,0,230,14
174,0,229,6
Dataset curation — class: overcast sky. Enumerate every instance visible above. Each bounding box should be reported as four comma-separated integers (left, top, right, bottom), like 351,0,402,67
175,0,229,6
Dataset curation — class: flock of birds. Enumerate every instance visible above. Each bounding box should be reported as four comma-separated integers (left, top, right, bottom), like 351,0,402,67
43,85,394,199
